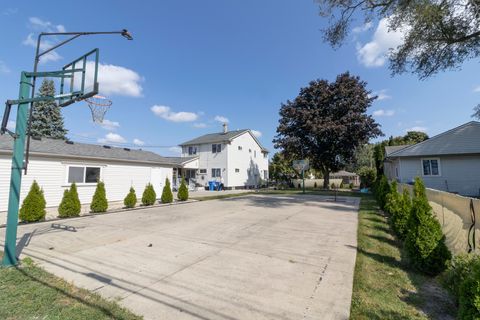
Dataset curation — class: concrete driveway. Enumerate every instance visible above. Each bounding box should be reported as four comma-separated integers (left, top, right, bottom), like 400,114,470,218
1,194,359,320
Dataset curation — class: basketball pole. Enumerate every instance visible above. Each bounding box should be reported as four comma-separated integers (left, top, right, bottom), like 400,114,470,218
2,72,32,266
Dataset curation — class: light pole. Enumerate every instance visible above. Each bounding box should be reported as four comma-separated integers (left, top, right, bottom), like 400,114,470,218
24,29,133,172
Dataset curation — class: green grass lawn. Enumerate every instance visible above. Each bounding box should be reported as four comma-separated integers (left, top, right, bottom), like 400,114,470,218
0,256,142,320
350,193,456,320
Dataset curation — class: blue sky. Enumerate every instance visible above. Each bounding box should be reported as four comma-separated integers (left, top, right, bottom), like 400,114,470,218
1,1,479,156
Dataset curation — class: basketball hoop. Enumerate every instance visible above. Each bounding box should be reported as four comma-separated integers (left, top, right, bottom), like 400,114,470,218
84,95,112,123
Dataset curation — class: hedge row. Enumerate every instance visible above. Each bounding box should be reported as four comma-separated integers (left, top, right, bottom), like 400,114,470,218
374,176,451,275
375,176,480,319
19,177,184,222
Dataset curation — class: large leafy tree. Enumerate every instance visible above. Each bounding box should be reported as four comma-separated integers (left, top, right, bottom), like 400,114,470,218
317,0,480,79
269,152,297,184
274,72,382,188
30,79,68,139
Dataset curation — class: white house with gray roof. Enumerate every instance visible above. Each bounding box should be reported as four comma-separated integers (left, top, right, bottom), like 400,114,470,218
0,135,192,214
178,124,269,189
384,121,480,196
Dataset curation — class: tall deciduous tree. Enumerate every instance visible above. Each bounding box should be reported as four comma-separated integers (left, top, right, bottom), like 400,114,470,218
317,0,480,79
274,72,382,188
30,79,68,139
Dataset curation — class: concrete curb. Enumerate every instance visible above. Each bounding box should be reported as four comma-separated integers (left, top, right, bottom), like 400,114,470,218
0,199,198,229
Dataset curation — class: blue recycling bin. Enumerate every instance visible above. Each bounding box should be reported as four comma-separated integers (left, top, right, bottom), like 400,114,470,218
208,181,215,191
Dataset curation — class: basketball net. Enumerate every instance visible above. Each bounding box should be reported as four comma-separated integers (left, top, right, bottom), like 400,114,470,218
84,95,112,124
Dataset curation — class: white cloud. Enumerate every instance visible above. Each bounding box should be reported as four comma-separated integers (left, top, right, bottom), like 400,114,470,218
84,61,143,97
0,60,10,74
98,132,126,144
151,105,198,122
406,126,427,133
352,22,373,33
193,123,207,128
28,17,65,33
133,138,145,146
357,18,405,67
99,119,120,131
214,115,229,123
251,130,262,137
370,89,392,101
23,33,62,64
2,8,18,16
473,86,480,92
169,146,182,154
373,109,395,117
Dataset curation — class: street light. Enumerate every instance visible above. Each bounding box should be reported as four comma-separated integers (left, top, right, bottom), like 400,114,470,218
25,29,133,172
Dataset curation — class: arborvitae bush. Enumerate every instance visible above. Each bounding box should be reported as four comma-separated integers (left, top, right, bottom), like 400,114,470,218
161,178,173,203
340,182,344,189
298,183,301,189
349,183,354,189
405,177,451,275
457,256,480,319
314,181,318,188
124,187,137,208
90,181,108,213
331,182,336,189
177,177,189,201
393,188,412,240
374,175,389,209
384,181,401,214
19,180,46,222
142,183,156,206
58,183,81,218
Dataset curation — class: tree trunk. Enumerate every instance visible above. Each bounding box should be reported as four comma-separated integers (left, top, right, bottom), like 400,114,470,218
323,169,330,189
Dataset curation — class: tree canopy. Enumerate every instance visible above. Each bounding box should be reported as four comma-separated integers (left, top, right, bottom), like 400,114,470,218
274,72,382,188
316,0,480,79
30,79,68,139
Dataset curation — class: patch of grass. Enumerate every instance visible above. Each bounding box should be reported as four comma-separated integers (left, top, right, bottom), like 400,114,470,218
350,194,456,320
0,256,142,320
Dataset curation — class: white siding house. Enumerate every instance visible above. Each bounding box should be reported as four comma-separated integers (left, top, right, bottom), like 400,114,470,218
384,121,480,197
0,135,182,214
179,125,269,188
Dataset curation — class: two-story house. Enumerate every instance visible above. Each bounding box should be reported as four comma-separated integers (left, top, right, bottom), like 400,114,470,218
178,124,269,189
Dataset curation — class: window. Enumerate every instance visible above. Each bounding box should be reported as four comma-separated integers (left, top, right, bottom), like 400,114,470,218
422,159,440,176
238,146,242,151
235,168,240,173
188,146,197,155
212,168,221,177
264,153,268,159
67,166,101,184
199,169,207,174
212,144,221,153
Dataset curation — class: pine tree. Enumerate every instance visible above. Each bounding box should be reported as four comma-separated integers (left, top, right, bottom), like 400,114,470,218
19,180,46,222
161,178,173,203
177,177,189,201
90,181,108,213
30,79,68,139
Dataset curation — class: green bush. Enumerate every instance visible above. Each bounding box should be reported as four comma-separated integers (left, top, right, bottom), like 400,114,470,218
384,181,400,214
177,177,189,201
458,256,480,319
404,177,451,275
340,182,344,189
331,182,336,189
90,181,108,213
357,166,376,188
141,183,156,206
314,181,318,188
161,178,173,203
392,188,412,239
58,183,81,218
124,187,137,208
349,183,354,189
19,180,46,222
373,175,389,210
298,183,301,189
